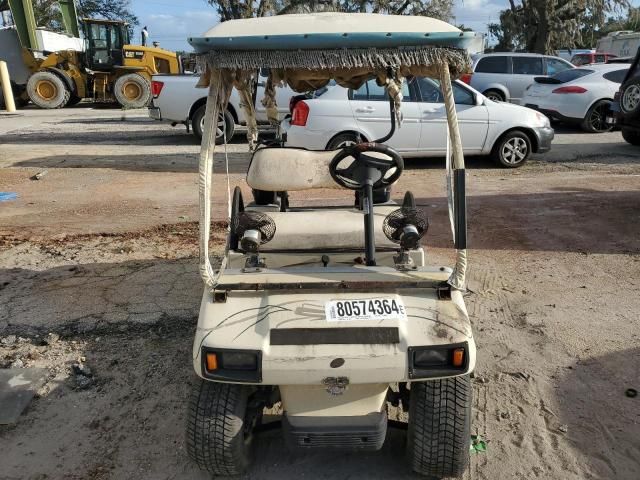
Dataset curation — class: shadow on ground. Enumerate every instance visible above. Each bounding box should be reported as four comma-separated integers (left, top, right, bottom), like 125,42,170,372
413,189,640,254
12,153,251,174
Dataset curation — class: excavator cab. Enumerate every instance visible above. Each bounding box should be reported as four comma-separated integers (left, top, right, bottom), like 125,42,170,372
81,18,129,71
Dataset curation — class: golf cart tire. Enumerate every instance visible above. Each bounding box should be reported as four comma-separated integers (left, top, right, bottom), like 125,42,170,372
619,76,640,119
26,71,70,109
186,379,252,476
193,104,235,144
622,127,640,146
407,375,472,478
114,73,151,109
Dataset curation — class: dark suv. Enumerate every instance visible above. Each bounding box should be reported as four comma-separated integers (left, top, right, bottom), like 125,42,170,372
609,47,640,145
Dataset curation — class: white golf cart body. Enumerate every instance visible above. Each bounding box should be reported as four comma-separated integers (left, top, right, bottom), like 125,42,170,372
187,12,479,477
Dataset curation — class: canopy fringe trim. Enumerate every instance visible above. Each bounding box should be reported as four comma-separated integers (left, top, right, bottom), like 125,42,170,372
196,46,470,77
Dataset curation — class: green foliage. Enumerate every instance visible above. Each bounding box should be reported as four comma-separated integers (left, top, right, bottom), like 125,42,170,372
30,0,138,31
488,0,630,54
206,0,454,21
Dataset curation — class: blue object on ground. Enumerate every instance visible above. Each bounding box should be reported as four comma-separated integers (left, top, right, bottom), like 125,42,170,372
0,192,18,202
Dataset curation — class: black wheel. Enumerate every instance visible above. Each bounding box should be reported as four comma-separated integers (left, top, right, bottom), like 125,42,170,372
483,89,505,102
192,104,235,144
186,379,253,476
491,130,531,168
114,73,151,109
26,71,70,109
407,375,472,478
326,132,363,150
621,127,640,146
619,76,640,119
581,100,613,133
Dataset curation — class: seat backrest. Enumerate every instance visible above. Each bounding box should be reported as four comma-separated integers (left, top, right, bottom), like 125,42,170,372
246,147,339,191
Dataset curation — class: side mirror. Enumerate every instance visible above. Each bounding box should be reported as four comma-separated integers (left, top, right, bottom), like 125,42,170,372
474,94,484,106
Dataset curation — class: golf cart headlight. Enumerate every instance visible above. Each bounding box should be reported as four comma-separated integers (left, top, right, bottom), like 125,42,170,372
408,343,468,379
202,348,262,382
413,349,448,367
221,351,258,370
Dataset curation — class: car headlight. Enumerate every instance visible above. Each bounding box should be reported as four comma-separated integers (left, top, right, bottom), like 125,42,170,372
534,112,550,128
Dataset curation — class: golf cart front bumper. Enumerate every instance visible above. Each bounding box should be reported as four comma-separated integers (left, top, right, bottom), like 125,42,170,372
193,268,476,386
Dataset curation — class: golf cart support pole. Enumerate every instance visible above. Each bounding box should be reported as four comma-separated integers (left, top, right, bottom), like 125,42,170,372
439,62,468,290
198,72,221,288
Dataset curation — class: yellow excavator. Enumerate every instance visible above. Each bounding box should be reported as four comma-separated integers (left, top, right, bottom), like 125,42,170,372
0,0,181,109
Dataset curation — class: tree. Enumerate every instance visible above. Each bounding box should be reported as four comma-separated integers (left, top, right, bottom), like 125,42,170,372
206,0,453,22
487,0,629,54
30,0,138,31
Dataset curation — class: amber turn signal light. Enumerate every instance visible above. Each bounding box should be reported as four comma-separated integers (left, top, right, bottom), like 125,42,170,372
452,348,465,367
205,353,218,371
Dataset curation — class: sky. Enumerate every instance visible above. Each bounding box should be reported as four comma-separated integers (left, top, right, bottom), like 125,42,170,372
129,0,638,52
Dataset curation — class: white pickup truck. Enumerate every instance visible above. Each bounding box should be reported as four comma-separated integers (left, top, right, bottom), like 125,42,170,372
148,73,295,143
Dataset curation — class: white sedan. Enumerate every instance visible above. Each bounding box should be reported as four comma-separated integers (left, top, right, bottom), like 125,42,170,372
522,64,629,132
282,77,554,168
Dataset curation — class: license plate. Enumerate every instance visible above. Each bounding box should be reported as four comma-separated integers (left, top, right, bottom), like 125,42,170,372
325,297,407,322
606,116,616,124
148,107,161,120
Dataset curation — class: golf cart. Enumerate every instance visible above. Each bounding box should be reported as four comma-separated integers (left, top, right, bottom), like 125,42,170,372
186,13,478,478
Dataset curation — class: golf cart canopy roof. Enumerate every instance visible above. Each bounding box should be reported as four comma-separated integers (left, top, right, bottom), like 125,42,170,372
188,12,476,89
192,13,470,291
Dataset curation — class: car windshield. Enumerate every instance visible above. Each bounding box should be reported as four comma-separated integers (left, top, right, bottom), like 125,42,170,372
551,68,594,83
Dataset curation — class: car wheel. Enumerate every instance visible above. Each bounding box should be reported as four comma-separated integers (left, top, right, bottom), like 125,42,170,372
192,104,235,145
491,130,531,168
581,100,613,133
407,375,472,478
619,76,640,119
621,127,640,146
186,379,253,476
483,89,505,102
327,132,363,150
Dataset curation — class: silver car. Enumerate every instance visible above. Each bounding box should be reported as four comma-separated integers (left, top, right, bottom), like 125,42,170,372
461,53,574,104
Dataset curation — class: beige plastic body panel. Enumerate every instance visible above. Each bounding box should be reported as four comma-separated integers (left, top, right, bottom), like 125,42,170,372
193,267,475,385
280,384,388,417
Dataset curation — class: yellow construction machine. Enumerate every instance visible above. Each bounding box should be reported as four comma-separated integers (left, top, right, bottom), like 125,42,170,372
1,0,181,109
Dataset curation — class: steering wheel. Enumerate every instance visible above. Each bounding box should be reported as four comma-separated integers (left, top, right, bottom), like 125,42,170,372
329,142,404,190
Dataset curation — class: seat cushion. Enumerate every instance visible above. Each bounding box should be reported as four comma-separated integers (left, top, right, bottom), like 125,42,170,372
246,147,340,191
253,206,400,251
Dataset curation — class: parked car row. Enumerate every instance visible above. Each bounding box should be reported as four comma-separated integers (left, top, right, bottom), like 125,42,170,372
148,51,637,168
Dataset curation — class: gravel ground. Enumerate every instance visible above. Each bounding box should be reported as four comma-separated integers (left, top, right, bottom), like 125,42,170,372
1,106,639,480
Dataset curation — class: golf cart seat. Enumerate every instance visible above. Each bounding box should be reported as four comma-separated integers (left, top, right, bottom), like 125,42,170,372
247,147,338,192
257,207,399,251
240,147,406,251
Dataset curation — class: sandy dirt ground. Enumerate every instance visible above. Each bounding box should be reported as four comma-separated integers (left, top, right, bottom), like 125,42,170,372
1,106,639,480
